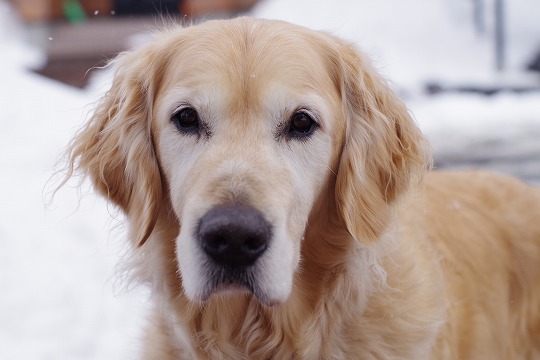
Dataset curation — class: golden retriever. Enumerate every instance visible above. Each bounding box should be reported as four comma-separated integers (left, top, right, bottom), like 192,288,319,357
65,17,540,359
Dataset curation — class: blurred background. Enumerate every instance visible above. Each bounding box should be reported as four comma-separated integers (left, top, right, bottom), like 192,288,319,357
1,0,539,359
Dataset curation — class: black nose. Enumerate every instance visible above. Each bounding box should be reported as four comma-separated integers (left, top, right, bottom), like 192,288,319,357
198,204,272,267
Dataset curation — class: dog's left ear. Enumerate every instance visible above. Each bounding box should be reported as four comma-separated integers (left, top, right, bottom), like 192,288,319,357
65,42,166,247
333,41,430,245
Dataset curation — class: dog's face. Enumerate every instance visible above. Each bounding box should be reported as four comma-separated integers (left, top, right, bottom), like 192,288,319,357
154,21,344,305
68,18,427,306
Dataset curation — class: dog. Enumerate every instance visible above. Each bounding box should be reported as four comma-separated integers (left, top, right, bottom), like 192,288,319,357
65,17,540,359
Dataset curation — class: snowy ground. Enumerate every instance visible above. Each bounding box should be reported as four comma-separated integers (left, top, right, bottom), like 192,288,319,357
252,0,540,183
1,0,539,359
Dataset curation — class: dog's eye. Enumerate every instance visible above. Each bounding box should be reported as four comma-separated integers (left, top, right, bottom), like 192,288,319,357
172,107,199,133
288,111,317,138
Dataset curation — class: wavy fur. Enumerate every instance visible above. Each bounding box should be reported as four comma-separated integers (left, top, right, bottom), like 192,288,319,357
64,18,540,359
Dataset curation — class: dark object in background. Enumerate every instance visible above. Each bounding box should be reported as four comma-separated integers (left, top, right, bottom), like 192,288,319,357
35,18,155,88
114,0,180,16
527,49,540,72
12,0,259,87
425,81,540,96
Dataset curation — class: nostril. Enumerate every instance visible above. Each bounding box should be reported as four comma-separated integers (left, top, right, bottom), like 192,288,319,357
204,234,229,255
198,204,272,267
243,237,266,255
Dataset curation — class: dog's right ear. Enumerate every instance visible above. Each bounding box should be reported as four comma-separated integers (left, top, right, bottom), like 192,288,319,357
65,44,166,247
331,39,430,246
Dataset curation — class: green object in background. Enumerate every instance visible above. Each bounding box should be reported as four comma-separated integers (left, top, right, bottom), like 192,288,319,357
63,0,87,23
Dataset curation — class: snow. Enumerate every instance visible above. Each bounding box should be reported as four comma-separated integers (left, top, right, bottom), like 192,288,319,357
252,0,540,89
0,3,147,359
0,0,538,359
251,0,540,182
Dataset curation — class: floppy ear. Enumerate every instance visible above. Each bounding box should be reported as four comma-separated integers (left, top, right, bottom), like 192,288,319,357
66,45,164,247
334,42,430,245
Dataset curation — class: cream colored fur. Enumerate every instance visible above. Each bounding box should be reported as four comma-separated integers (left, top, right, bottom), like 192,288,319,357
65,18,540,359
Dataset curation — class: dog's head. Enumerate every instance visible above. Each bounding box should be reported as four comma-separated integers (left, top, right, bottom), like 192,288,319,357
67,18,428,306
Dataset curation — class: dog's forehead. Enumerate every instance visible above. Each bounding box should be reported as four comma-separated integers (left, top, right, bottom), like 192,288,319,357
160,19,338,112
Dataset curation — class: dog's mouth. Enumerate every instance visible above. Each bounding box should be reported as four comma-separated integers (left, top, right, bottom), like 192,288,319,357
199,264,275,305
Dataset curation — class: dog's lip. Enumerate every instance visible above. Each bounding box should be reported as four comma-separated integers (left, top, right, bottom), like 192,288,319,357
199,279,282,307
212,283,251,296
209,284,281,307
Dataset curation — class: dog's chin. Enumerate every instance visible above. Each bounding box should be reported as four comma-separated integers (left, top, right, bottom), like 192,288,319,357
212,283,252,297
187,277,288,307
180,261,292,306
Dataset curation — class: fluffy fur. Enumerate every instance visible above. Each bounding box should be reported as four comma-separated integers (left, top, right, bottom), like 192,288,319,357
65,18,540,359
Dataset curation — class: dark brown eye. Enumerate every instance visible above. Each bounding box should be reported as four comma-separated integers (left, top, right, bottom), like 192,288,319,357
288,111,316,137
172,107,199,133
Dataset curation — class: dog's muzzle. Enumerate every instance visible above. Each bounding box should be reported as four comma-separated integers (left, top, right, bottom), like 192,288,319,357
180,201,291,305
